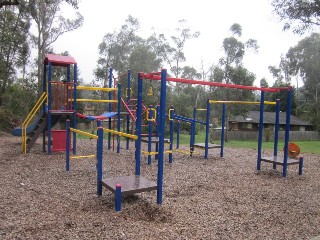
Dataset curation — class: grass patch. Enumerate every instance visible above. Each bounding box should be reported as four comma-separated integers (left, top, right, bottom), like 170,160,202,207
174,132,320,154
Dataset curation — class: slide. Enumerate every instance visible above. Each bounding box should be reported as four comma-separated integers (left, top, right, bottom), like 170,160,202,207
12,113,60,136
12,114,44,136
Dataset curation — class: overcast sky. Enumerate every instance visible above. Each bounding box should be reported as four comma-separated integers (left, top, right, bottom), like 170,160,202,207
53,0,306,87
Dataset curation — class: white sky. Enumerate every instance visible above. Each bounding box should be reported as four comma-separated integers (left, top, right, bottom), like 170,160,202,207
53,0,306,87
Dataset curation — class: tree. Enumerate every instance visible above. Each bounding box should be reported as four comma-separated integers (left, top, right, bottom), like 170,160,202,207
150,19,200,78
0,0,19,8
28,0,83,89
271,0,320,34
279,33,320,128
0,3,30,106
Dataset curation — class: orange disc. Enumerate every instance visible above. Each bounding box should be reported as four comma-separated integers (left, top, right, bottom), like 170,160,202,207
288,142,300,158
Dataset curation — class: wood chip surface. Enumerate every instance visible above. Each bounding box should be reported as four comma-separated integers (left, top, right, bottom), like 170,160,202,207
1,134,320,239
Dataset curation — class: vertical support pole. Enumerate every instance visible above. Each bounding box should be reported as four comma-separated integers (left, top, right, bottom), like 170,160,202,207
205,100,210,159
190,107,197,156
42,64,47,152
157,68,167,205
47,62,52,155
97,127,104,196
283,87,292,177
169,106,174,163
257,91,265,171
115,184,122,212
117,83,122,153
176,121,180,149
108,68,113,150
299,156,304,175
220,103,226,158
135,73,143,175
273,99,280,169
126,70,131,150
66,119,70,171
73,63,77,155
147,105,153,165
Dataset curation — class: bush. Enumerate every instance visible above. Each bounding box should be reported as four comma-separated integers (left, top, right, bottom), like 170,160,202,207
0,107,19,132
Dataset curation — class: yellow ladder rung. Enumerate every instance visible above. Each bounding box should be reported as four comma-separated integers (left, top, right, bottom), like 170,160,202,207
70,154,96,159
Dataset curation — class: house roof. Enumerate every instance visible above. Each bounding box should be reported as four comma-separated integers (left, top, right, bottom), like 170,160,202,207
230,111,312,126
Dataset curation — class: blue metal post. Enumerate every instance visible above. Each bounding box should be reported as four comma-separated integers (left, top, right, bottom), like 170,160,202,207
205,100,210,159
176,121,180,149
135,73,143,175
66,119,70,171
147,105,153,165
299,156,304,175
73,63,77,154
117,83,122,153
169,106,174,163
97,127,104,196
126,70,131,150
190,107,197,156
108,68,113,150
273,99,280,169
221,103,226,158
283,87,292,177
157,69,167,205
115,184,122,212
257,91,265,171
47,62,52,154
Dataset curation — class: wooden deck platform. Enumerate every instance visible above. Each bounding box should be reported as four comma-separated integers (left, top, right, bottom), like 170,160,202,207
101,175,157,196
260,156,301,165
141,137,170,144
193,143,221,149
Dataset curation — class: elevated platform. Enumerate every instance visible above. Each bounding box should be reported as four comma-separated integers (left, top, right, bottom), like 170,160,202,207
101,175,157,196
260,156,301,165
141,137,170,144
193,143,221,149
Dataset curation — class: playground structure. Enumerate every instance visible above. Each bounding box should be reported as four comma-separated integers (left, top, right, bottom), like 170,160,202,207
138,69,304,178
14,54,133,155
15,53,305,211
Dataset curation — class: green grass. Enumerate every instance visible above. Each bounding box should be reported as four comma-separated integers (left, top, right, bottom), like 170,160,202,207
174,131,320,154
75,129,320,155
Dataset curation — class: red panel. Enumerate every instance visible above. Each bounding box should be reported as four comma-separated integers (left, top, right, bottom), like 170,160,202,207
52,130,72,152
44,54,77,66
142,73,290,93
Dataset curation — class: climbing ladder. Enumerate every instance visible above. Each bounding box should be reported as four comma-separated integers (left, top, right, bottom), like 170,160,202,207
121,98,147,122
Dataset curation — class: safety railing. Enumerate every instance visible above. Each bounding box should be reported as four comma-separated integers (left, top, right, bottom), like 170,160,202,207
22,92,47,154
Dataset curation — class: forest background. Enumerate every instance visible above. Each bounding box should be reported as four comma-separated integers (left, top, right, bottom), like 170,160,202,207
1,0,320,132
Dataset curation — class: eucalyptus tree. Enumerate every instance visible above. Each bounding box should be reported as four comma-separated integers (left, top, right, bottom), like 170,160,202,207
280,33,320,128
210,23,258,118
271,0,320,34
0,3,30,107
150,19,200,78
28,0,83,88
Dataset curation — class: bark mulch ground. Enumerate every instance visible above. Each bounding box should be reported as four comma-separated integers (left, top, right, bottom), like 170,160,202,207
1,134,320,239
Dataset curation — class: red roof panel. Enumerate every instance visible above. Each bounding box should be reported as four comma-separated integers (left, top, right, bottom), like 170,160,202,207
44,54,77,66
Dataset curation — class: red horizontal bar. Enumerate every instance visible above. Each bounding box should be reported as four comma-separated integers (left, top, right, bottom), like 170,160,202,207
142,73,289,92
